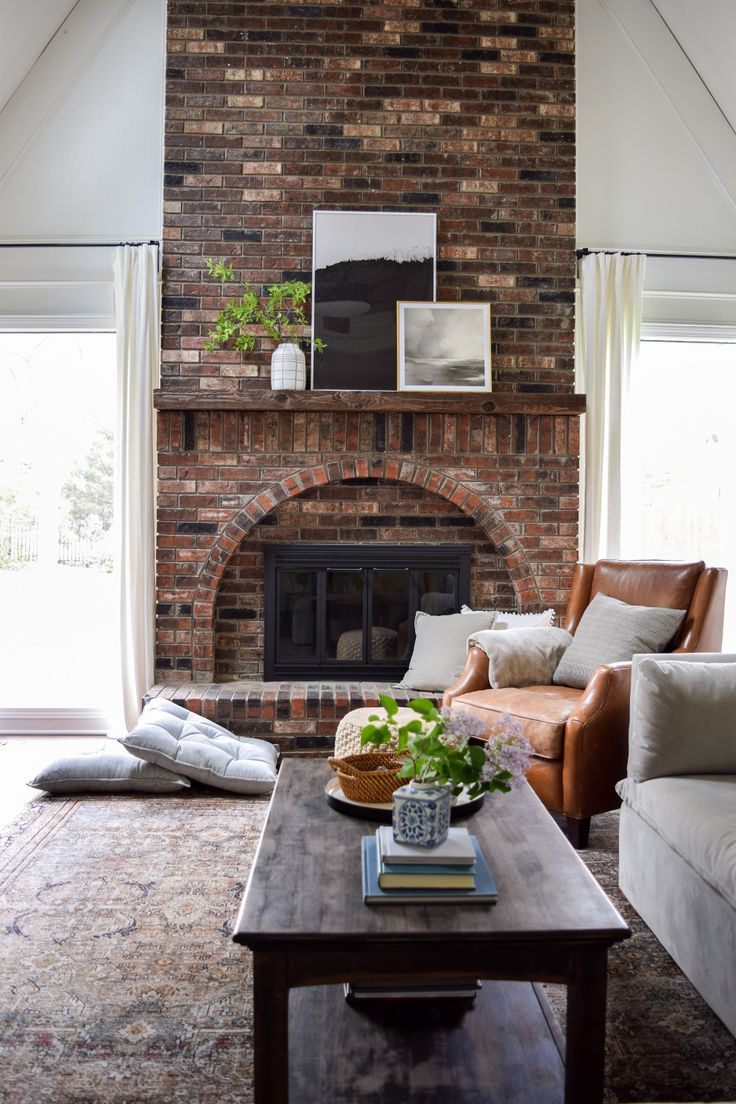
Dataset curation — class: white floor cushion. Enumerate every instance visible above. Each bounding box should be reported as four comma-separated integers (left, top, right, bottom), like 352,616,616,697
120,699,279,794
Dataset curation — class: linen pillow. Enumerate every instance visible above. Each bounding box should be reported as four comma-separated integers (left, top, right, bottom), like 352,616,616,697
469,626,573,689
628,658,736,781
395,610,496,692
28,752,191,794
552,593,686,690
120,699,279,794
461,605,556,629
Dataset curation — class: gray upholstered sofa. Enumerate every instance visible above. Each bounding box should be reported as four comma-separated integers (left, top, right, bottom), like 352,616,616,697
616,652,736,1036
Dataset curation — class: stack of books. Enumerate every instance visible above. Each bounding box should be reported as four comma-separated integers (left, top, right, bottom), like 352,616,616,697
361,825,498,905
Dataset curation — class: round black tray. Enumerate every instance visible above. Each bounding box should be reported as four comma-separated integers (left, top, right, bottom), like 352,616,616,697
324,776,485,824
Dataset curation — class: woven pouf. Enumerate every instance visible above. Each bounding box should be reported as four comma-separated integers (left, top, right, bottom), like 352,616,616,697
333,705,430,758
335,626,398,661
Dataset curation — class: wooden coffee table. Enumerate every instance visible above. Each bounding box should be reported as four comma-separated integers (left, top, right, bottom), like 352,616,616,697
233,760,630,1104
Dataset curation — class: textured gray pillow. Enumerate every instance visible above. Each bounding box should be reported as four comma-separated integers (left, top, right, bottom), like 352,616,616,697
628,658,736,781
120,699,278,794
552,593,686,689
469,626,573,688
28,752,191,794
395,610,496,692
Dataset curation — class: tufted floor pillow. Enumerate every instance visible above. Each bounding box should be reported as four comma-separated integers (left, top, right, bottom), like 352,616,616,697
120,699,279,794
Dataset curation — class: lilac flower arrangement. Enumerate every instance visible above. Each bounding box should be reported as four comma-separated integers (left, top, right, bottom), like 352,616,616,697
360,695,533,800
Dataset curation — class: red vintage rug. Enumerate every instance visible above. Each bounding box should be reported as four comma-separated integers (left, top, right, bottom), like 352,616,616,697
0,791,734,1103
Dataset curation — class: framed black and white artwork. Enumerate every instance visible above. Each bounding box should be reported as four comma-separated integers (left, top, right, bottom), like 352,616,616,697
311,210,436,390
397,302,492,393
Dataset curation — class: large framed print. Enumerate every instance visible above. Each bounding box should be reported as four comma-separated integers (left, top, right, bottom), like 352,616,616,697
311,210,436,391
397,302,492,393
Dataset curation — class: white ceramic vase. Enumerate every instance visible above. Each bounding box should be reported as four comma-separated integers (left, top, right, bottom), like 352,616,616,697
270,343,306,390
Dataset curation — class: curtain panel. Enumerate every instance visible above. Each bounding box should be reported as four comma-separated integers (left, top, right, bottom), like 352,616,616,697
577,252,646,562
112,245,160,730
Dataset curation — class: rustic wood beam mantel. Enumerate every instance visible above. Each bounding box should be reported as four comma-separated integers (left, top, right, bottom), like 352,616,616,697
153,389,586,415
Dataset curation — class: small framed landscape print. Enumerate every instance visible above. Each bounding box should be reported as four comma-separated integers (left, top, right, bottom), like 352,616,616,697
397,302,492,393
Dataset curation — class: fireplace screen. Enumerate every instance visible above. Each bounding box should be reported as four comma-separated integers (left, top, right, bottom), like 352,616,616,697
264,544,471,680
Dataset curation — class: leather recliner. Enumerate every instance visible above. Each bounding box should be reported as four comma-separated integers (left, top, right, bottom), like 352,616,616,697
442,559,727,848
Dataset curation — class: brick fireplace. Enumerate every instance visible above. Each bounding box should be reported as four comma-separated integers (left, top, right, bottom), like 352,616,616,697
153,0,580,752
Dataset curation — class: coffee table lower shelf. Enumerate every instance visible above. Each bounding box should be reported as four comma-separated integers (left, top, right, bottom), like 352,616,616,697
288,979,565,1104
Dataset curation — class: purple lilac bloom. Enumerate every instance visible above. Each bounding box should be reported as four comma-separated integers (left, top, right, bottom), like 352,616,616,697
439,706,488,749
481,714,533,787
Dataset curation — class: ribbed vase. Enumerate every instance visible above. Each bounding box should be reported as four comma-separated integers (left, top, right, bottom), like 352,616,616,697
270,343,306,389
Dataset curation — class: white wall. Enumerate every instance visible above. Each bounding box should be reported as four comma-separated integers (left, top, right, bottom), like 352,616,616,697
577,0,736,327
577,0,736,256
0,0,165,326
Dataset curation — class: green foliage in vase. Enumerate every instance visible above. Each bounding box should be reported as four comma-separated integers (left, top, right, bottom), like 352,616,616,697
360,694,532,800
204,258,326,354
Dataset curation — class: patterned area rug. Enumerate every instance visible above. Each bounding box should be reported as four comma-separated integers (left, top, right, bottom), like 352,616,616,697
1,792,735,1103
0,792,269,1104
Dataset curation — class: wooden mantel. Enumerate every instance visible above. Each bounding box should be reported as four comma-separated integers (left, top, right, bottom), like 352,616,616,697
153,389,586,415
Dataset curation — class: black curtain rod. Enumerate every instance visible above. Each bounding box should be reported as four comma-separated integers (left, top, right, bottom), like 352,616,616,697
0,240,160,249
577,247,736,262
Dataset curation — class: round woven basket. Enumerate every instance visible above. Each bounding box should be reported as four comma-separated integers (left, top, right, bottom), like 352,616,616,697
327,751,406,804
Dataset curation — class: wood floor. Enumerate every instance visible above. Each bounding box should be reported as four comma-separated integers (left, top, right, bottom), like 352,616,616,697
0,735,111,830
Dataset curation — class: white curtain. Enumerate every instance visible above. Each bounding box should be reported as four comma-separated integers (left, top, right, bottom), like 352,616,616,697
112,245,160,731
577,252,646,562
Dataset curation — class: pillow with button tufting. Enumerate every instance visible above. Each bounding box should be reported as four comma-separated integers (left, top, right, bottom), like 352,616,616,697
119,699,278,794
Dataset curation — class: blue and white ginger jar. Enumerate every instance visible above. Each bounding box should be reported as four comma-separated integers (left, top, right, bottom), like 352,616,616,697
391,780,452,848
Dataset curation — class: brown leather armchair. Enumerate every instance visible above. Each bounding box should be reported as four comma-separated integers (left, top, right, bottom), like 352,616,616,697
442,560,727,848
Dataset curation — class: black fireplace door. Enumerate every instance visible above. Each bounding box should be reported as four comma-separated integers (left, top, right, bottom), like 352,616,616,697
264,544,471,680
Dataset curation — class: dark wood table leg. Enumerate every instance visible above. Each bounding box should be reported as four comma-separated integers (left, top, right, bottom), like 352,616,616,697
565,946,609,1104
253,949,290,1104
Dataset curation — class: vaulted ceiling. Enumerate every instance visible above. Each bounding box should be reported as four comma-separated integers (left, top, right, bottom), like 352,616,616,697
0,0,77,113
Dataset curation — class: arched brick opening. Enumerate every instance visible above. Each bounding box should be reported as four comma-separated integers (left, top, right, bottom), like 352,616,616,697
190,458,540,680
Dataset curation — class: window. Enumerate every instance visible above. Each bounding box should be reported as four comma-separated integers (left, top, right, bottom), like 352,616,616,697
0,333,117,727
622,338,736,649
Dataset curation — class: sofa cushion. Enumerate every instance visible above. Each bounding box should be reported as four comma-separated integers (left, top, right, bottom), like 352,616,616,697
469,626,573,689
629,658,736,781
617,775,736,910
552,592,686,689
395,610,496,692
461,605,556,629
28,752,192,794
120,700,279,794
451,685,583,759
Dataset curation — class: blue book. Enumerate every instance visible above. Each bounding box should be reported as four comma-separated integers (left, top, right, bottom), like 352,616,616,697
362,835,498,905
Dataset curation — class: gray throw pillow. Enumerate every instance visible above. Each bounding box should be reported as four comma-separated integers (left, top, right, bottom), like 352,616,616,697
628,658,736,781
395,610,496,692
552,592,686,690
28,752,191,794
120,699,279,794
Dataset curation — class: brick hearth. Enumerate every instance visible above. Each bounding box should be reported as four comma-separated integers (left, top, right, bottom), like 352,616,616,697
144,680,442,756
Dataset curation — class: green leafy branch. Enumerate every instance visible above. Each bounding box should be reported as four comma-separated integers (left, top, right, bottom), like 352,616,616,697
204,258,326,354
